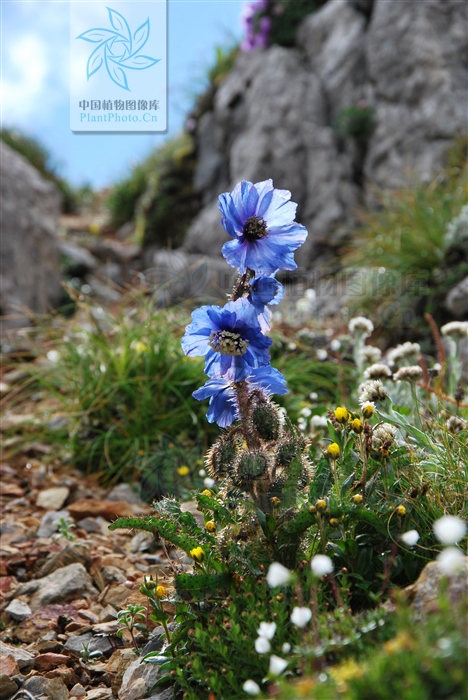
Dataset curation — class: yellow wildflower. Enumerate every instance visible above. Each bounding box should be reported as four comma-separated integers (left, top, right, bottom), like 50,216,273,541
352,494,363,505
329,518,339,527
205,521,216,533
177,466,190,476
132,340,149,354
327,442,340,458
271,497,281,507
316,499,327,512
383,631,414,655
361,403,374,419
189,546,205,562
396,505,406,516
330,659,364,693
352,418,363,433
155,585,166,598
201,489,212,497
334,406,350,423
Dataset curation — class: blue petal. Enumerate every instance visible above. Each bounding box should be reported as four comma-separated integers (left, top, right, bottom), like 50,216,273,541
249,366,288,395
250,276,284,308
193,378,238,427
263,195,297,228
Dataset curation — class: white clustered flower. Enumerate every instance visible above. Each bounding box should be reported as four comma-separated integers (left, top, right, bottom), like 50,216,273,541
372,423,397,451
243,679,261,696
288,342,297,351
255,637,271,654
359,380,389,405
311,554,334,578
266,562,291,588
446,416,467,434
316,349,328,361
349,316,374,337
298,418,307,431
290,607,312,628
203,477,215,489
437,547,466,575
387,342,420,367
257,622,276,640
309,391,318,400
199,469,206,477
359,345,382,365
330,339,341,352
46,350,60,363
440,321,468,338
433,515,467,545
269,655,288,676
300,407,312,417
311,415,328,428
401,530,420,547
364,363,392,380
282,642,291,654
393,366,423,383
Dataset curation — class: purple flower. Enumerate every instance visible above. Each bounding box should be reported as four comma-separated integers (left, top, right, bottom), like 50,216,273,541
181,298,272,382
193,365,287,427
218,180,308,275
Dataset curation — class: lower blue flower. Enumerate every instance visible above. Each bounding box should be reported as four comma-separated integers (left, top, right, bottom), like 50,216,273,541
181,298,271,381
193,365,287,427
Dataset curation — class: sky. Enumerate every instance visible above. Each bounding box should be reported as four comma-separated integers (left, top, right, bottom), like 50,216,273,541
1,0,244,187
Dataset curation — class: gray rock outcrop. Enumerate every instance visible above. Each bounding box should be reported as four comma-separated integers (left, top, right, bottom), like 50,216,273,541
0,141,62,329
183,0,468,269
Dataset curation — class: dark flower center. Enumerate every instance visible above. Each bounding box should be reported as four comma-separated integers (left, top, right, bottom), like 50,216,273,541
209,330,249,356
243,216,268,242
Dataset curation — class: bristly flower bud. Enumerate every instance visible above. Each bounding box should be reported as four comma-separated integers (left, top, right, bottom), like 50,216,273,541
233,450,268,490
251,401,281,441
207,433,238,479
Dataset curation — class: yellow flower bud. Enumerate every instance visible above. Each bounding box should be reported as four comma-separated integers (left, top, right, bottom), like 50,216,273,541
329,518,339,526
362,403,374,419
189,546,205,562
316,499,327,512
155,585,166,598
396,505,406,517
334,407,350,424
205,520,216,533
352,418,363,434
271,497,281,507
327,442,341,459
201,489,212,497
177,466,190,476
132,340,149,354
308,505,317,513
352,494,363,505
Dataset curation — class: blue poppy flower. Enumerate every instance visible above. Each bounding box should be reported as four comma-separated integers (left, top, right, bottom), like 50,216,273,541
249,275,284,332
193,365,288,427
181,298,272,382
192,378,239,428
218,179,308,275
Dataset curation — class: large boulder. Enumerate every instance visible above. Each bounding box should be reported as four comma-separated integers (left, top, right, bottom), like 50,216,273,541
183,0,468,269
0,141,62,329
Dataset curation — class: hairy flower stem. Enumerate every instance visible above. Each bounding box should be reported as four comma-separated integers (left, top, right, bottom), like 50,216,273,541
359,434,368,500
231,269,254,302
235,380,261,451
